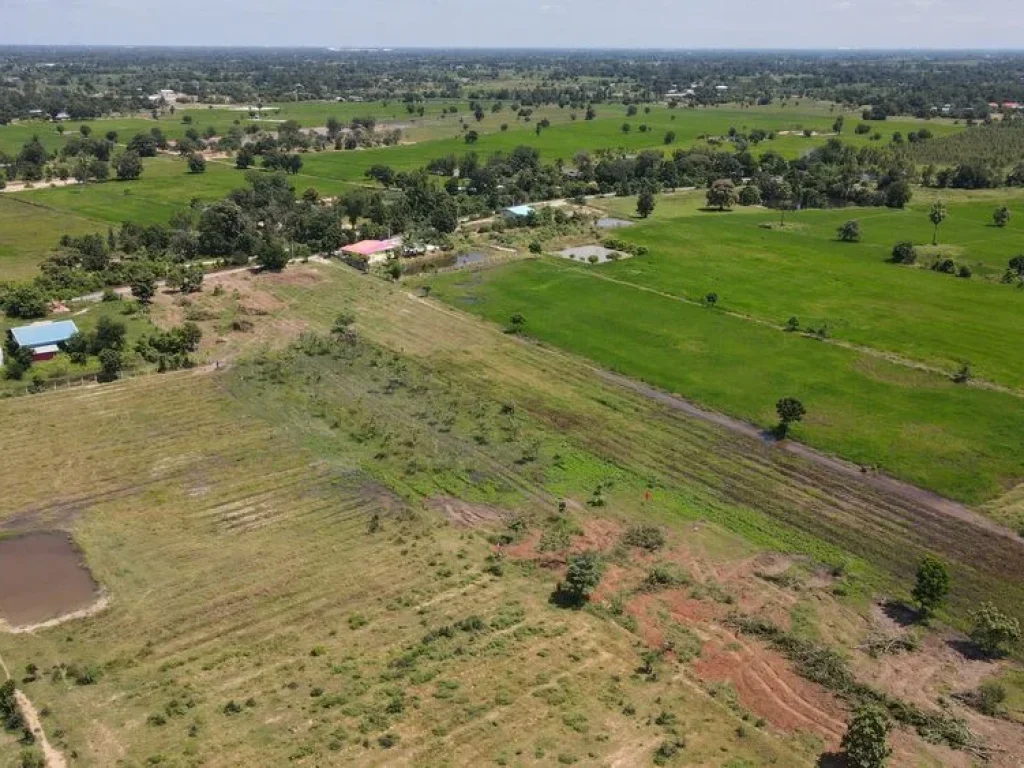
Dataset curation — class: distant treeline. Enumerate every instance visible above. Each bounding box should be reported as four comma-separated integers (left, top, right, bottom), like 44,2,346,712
3,49,1024,124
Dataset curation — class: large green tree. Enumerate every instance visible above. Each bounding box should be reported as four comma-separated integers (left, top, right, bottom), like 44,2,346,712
911,555,950,619
706,178,737,211
114,150,144,181
840,705,892,768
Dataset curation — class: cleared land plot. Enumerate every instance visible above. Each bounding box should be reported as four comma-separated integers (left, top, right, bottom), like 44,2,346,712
428,256,1024,504
1,263,1022,766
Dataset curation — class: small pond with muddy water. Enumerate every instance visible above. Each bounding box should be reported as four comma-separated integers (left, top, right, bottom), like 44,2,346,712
0,532,100,629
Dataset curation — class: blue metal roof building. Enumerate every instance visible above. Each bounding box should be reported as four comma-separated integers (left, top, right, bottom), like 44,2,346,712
10,320,79,349
504,205,535,218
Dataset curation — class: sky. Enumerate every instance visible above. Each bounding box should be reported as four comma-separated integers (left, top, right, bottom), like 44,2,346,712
3,0,1024,49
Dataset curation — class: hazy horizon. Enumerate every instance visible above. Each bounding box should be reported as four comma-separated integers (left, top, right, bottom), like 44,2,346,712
4,0,1024,50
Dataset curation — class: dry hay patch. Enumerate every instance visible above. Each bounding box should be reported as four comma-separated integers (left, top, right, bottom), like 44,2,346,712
426,495,509,527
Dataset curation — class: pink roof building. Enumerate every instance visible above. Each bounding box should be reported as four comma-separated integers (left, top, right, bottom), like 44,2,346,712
339,237,403,264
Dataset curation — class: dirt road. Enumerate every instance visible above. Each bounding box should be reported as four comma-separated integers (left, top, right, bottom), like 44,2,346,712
0,650,66,767
597,369,1021,543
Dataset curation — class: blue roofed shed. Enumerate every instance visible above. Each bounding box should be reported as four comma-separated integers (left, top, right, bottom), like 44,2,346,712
10,320,79,350
503,205,535,219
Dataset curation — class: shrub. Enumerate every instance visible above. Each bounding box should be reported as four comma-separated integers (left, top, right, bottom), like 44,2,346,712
837,219,862,242
969,602,1021,655
653,738,686,765
969,681,1007,717
890,241,916,264
622,525,665,551
642,564,689,591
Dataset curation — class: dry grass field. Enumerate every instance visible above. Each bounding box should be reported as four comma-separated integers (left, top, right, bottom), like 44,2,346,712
1,263,1022,766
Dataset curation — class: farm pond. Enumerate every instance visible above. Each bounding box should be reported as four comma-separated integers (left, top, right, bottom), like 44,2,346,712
0,532,100,629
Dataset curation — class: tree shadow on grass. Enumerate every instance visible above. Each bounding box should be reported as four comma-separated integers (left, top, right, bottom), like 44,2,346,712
947,637,997,662
880,599,922,628
548,588,587,610
697,207,735,214
816,753,847,768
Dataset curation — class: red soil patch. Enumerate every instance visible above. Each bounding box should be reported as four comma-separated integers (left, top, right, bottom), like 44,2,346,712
570,518,623,553
660,590,719,625
625,593,665,649
591,564,631,603
501,530,542,561
694,636,847,746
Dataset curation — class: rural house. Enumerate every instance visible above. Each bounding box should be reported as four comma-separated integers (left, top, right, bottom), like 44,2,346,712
339,237,404,266
9,320,79,361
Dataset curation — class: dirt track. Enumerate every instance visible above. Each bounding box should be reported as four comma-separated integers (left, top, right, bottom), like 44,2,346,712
598,369,1021,544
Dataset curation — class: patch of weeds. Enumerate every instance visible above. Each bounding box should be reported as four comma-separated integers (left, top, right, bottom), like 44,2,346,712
562,712,588,733
348,614,369,630
289,744,316,761
756,568,803,589
641,563,690,591
690,580,734,605
653,737,686,765
310,645,327,657
433,680,460,700
654,710,677,726
490,601,526,630
623,525,666,552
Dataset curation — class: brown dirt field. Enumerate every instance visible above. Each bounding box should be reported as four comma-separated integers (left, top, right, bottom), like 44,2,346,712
152,269,313,362
0,532,100,628
694,636,848,746
426,495,509,527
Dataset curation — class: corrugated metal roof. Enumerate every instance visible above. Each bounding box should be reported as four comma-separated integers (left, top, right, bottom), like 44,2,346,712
10,320,79,348
505,205,535,217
